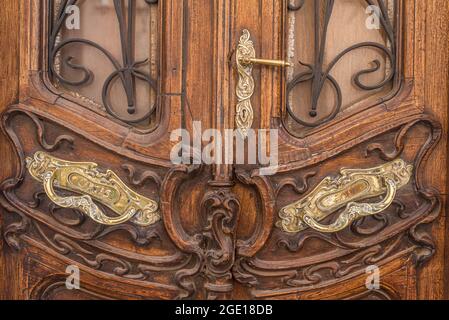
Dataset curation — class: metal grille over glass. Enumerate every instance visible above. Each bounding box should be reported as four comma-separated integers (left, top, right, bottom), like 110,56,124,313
49,0,159,127
285,0,398,135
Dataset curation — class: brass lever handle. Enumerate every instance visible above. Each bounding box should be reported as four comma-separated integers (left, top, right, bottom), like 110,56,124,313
26,152,160,226
239,57,292,68
235,29,291,137
277,159,413,234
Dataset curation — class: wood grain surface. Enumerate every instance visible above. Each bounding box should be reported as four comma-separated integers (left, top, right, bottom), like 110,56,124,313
0,0,448,300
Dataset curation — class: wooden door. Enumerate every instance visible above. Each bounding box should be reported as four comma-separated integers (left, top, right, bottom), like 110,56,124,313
1,0,448,300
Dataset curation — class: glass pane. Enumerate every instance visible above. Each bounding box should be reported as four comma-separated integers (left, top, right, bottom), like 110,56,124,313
49,0,159,128
285,0,398,135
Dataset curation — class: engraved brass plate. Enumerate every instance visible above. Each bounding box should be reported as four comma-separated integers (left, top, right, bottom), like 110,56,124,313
277,159,413,233
235,29,291,137
26,152,160,226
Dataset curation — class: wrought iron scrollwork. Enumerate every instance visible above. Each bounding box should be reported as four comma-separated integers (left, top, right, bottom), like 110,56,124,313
287,0,397,127
49,0,159,124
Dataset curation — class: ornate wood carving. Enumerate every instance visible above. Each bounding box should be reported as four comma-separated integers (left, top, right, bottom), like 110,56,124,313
0,0,447,301
200,189,240,299
230,118,441,298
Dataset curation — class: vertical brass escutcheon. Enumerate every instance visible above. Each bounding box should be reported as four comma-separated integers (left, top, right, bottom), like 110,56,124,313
235,29,291,137
26,152,160,226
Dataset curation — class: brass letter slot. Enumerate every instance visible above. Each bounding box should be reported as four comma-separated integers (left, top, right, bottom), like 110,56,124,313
26,152,160,226
277,159,413,233
239,57,292,68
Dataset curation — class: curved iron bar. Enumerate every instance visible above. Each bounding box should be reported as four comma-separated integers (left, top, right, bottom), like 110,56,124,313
287,0,397,127
49,0,159,124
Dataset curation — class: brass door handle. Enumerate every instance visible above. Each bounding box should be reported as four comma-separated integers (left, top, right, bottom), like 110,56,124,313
26,152,160,226
239,57,292,68
277,159,413,233
235,29,290,136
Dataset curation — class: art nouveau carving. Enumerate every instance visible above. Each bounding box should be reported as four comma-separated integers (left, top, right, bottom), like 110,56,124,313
0,0,445,301
232,119,441,296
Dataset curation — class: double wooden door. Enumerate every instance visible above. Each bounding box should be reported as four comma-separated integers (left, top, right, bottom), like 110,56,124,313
1,0,449,300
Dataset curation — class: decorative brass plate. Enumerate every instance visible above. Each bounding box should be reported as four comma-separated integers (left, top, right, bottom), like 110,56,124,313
235,29,291,137
277,159,413,233
26,152,160,226
236,29,256,137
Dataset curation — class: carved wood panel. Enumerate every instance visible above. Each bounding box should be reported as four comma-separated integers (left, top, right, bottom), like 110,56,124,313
1,0,448,300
